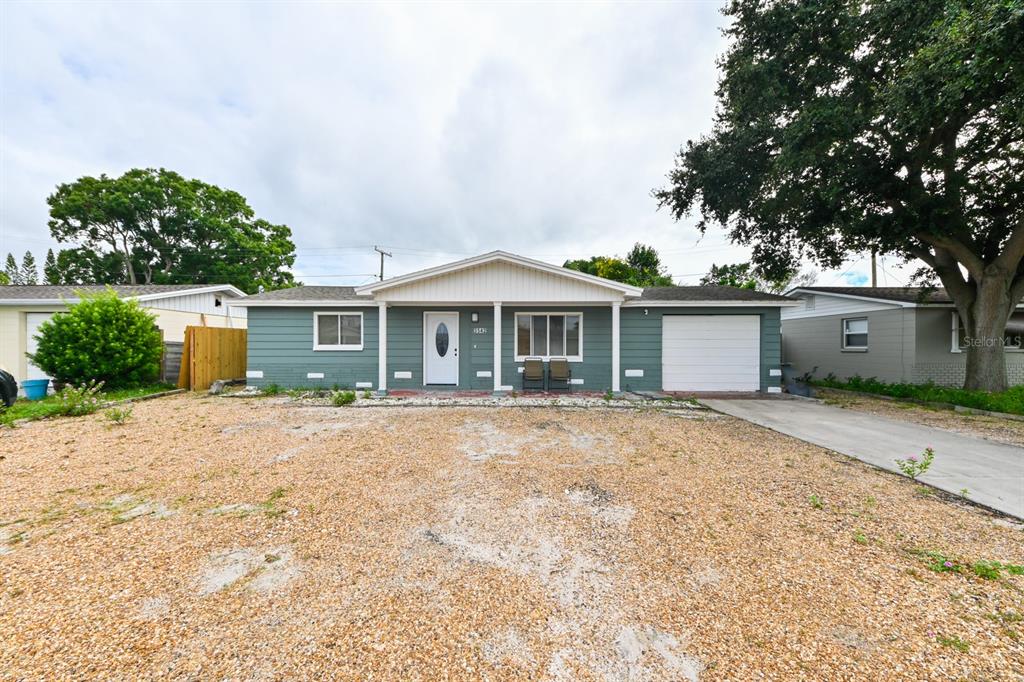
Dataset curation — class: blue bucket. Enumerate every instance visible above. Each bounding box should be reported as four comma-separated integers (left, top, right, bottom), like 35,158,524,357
21,379,50,401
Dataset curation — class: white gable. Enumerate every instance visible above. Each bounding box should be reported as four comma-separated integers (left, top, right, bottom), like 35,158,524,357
372,260,629,303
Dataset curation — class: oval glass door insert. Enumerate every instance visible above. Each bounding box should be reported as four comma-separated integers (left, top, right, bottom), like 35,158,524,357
435,322,450,357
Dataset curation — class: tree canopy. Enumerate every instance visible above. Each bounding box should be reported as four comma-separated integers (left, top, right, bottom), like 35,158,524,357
701,262,817,294
656,0,1024,391
564,243,674,287
47,168,298,294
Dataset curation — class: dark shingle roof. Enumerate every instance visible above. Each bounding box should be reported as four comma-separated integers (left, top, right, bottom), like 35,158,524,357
795,286,953,304
241,286,362,301
639,286,794,302
0,284,235,301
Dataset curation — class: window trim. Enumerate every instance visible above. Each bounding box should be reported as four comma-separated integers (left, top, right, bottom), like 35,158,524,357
841,317,869,351
313,311,364,351
514,312,583,362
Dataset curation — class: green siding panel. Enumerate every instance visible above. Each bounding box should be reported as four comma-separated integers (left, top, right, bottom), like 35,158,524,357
247,307,380,389
502,306,611,391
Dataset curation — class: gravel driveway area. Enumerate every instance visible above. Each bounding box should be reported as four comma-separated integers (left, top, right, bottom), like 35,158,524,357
1,394,1022,680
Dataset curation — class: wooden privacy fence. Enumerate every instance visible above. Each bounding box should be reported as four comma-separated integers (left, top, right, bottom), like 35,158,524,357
177,326,247,391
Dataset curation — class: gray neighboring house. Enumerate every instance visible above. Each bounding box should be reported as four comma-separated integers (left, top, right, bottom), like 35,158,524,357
782,287,1024,386
232,251,796,394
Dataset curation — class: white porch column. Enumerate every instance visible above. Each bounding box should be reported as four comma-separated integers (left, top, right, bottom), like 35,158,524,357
493,302,502,392
377,302,387,393
611,302,621,393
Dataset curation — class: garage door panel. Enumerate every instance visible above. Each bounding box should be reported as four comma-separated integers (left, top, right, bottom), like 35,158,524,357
661,315,759,392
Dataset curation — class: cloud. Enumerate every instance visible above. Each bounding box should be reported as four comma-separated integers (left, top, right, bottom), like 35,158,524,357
1,2,898,287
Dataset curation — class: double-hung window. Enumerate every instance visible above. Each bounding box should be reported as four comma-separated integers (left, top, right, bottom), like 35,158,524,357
314,311,363,351
515,313,582,361
842,317,868,351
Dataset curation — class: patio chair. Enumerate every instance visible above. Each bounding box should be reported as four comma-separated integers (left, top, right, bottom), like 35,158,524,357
522,357,545,392
548,357,572,392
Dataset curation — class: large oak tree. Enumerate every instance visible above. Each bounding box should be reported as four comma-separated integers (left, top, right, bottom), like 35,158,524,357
656,0,1024,391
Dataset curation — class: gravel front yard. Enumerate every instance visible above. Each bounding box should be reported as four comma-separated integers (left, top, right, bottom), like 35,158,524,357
817,388,1024,448
1,394,1022,680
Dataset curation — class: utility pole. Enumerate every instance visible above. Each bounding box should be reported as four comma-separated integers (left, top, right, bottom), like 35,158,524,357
870,249,877,287
374,246,392,281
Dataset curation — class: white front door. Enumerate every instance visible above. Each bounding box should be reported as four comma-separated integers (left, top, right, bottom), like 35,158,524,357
424,312,459,385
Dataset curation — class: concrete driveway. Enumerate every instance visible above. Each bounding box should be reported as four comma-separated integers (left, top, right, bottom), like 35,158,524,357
703,399,1024,519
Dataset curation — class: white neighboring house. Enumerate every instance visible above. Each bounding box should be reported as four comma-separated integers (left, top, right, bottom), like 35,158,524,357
0,284,247,383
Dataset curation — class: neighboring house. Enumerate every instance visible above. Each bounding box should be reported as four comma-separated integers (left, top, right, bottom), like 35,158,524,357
0,284,247,382
233,251,795,394
782,287,1024,387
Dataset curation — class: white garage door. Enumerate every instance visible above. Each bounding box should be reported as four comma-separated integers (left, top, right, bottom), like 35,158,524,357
25,312,54,380
662,315,760,391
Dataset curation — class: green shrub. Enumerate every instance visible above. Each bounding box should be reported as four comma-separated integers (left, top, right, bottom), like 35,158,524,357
28,290,163,389
895,447,935,480
812,374,1024,416
332,390,356,406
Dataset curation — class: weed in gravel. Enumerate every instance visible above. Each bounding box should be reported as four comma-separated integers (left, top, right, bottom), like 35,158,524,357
261,487,289,518
55,381,105,416
935,634,970,652
968,560,1024,580
894,447,935,480
261,383,282,396
808,494,823,510
104,406,133,425
332,390,356,407
910,549,962,574
362,390,372,399
853,530,868,545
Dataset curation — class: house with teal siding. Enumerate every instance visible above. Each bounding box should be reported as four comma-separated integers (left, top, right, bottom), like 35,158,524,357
234,251,796,394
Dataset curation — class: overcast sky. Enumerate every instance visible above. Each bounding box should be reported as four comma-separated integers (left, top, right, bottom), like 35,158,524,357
1,1,896,287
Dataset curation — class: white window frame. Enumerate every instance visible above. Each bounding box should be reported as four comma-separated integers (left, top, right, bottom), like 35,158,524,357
514,312,583,362
313,311,364,351
841,317,868,351
952,312,1023,353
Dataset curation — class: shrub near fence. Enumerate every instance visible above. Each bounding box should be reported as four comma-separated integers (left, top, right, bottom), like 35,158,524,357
178,326,247,391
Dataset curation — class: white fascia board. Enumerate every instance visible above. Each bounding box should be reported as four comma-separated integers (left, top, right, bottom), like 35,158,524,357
135,284,247,301
354,250,643,297
623,300,800,308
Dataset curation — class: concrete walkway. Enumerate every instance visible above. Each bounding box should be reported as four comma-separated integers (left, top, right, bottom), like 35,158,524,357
703,399,1024,520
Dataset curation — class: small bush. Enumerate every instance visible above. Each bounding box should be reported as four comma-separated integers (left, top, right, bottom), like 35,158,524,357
28,290,163,389
55,381,105,417
332,390,356,407
104,405,134,425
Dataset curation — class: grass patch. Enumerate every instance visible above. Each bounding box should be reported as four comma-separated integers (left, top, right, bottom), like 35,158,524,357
261,487,289,518
811,375,1024,416
935,634,970,652
0,383,172,426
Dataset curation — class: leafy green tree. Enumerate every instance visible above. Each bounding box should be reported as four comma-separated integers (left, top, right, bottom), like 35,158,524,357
27,290,163,388
20,252,38,285
47,168,297,293
564,243,674,287
701,262,818,294
43,249,59,284
0,270,8,286
4,253,20,285
656,0,1024,392
47,248,127,285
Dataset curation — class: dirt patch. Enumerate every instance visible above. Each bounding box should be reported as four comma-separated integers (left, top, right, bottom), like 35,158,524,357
198,547,298,595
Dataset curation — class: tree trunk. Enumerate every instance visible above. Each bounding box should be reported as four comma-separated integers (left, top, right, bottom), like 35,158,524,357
961,274,1014,392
